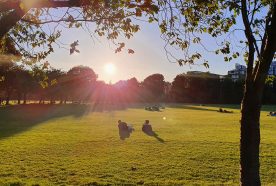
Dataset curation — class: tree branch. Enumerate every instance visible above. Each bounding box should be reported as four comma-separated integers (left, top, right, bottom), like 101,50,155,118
0,7,27,39
0,0,92,39
254,2,276,86
0,0,91,11
241,0,255,80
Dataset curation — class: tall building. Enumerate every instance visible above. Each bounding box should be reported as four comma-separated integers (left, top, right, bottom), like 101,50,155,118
268,61,276,76
227,63,247,81
227,61,276,81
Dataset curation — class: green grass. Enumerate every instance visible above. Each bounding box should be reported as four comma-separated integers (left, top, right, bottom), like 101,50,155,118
0,104,275,185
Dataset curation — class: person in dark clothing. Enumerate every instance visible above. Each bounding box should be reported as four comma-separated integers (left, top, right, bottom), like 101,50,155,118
118,120,128,131
142,120,153,134
118,120,134,140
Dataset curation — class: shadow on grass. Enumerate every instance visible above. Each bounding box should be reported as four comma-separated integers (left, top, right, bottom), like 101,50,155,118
167,104,219,112
0,103,127,140
0,104,88,140
168,103,276,114
143,130,165,143
205,104,276,112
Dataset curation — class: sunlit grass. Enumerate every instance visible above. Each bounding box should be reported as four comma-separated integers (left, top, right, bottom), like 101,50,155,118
0,104,275,185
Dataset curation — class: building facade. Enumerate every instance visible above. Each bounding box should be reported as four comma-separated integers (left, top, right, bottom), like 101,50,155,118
227,61,276,81
227,63,247,81
268,61,276,76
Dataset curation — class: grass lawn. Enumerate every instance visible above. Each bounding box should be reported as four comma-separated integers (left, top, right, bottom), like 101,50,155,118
0,104,275,185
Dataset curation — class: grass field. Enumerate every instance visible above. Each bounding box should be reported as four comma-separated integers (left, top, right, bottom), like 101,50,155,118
0,104,275,185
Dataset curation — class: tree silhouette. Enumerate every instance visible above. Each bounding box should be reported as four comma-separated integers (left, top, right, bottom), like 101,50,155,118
142,73,165,102
0,62,17,105
67,65,98,103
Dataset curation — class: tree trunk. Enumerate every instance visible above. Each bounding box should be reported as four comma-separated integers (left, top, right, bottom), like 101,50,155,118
17,93,21,105
239,2,276,183
23,93,27,104
50,99,55,104
240,82,262,186
39,98,43,104
5,96,10,105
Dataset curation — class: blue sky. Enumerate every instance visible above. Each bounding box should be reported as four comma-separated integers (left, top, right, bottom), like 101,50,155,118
46,19,246,83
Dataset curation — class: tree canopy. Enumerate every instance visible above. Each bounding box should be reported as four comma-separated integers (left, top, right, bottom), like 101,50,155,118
0,0,159,63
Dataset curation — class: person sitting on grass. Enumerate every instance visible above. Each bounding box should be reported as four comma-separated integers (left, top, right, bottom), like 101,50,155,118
118,120,128,131
118,120,134,140
118,120,134,132
268,111,276,116
142,120,153,134
218,108,233,113
152,106,160,111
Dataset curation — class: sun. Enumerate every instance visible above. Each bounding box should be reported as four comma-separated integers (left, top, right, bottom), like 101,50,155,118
104,63,116,75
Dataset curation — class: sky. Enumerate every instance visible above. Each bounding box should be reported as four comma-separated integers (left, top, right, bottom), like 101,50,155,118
45,17,246,83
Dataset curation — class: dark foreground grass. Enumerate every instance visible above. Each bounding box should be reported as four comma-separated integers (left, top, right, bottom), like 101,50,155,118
0,104,275,185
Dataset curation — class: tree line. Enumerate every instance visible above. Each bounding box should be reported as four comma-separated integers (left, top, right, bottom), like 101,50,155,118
1,62,276,106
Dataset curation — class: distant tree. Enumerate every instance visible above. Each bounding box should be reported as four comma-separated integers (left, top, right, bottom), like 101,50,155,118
30,65,49,104
0,62,17,105
218,78,244,104
55,73,71,104
125,77,141,103
113,80,128,105
44,69,66,104
170,74,189,102
91,80,108,107
219,78,235,104
142,74,165,102
112,77,141,104
67,66,97,104
171,72,221,103
163,81,172,102
263,76,276,104
14,67,35,104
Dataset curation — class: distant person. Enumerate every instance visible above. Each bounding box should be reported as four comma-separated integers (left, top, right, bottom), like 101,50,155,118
218,108,233,113
152,106,160,111
142,120,153,134
268,111,276,116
